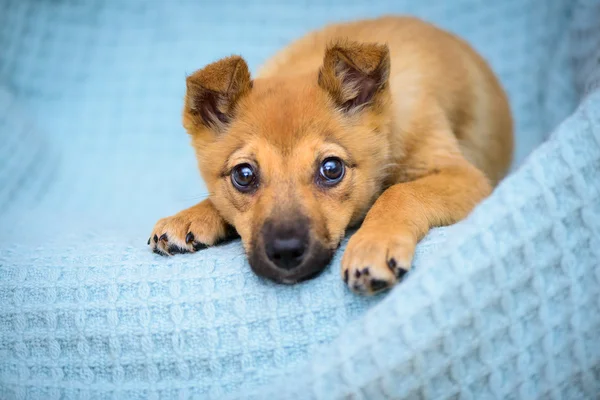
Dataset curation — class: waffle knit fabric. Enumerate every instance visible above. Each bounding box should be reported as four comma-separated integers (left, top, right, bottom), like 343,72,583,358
0,0,599,399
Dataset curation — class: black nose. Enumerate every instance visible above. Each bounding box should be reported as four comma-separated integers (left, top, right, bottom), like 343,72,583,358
264,222,308,270
266,237,307,269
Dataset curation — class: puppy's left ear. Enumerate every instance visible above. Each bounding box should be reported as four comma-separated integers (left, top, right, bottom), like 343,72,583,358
184,55,252,133
318,41,390,112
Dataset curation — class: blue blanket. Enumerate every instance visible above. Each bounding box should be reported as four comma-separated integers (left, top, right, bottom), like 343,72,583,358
1,0,599,398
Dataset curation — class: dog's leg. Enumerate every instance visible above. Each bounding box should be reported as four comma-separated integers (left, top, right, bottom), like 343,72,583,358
341,155,491,294
148,199,234,256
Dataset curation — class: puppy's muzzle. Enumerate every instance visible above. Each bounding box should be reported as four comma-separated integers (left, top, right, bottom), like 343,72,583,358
265,230,307,270
249,217,333,284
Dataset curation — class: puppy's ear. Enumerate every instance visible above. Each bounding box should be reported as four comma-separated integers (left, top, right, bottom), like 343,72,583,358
184,56,252,132
318,41,390,112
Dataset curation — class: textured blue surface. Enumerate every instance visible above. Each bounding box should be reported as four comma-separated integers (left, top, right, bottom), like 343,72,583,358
0,0,599,399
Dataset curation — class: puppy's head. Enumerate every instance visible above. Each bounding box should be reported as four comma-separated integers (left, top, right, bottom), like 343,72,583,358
183,41,393,283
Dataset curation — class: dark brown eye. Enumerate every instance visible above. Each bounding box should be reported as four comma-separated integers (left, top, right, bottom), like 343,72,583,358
318,157,345,186
231,164,258,192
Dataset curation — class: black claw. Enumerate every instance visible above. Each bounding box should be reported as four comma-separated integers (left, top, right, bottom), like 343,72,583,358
387,258,397,270
344,269,349,284
147,237,151,245
355,269,361,279
153,247,168,257
159,233,168,242
193,242,208,252
185,232,195,244
153,234,158,243
395,267,408,280
168,245,188,255
370,279,389,292
361,267,370,275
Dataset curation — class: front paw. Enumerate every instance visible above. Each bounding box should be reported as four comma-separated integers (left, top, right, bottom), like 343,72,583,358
148,201,231,256
341,228,415,295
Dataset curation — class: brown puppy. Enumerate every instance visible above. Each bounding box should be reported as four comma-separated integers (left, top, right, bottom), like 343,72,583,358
149,16,513,294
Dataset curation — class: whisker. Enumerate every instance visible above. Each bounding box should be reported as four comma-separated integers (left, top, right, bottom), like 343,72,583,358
178,192,211,202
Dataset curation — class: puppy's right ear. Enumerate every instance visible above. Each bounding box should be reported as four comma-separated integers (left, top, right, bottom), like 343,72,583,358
318,41,390,113
184,56,252,133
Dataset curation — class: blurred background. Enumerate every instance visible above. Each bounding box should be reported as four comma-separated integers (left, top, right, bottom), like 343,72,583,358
0,0,579,244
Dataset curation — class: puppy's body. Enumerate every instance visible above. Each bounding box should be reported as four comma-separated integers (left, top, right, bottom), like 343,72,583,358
149,16,513,294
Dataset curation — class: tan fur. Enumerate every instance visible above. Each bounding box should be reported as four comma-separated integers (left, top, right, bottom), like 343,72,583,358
149,16,513,294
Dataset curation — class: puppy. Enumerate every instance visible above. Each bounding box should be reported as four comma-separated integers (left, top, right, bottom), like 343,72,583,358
148,16,513,294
